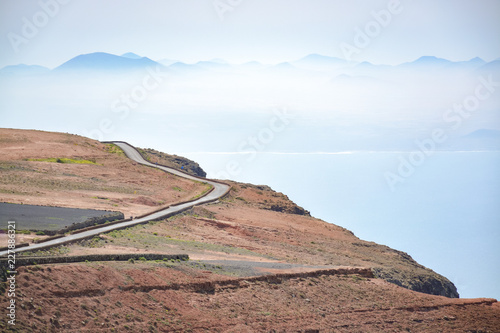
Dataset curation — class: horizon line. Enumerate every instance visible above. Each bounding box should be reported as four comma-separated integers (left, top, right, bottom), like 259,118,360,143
2,52,498,71
175,150,500,156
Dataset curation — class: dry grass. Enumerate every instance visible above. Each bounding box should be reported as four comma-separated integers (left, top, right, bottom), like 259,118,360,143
0,128,207,216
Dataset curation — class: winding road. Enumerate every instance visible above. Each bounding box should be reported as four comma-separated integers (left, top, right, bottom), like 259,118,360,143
0,141,230,257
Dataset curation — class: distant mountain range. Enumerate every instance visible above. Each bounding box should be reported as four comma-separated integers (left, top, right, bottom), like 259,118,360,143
400,56,454,68
1,52,498,76
0,64,50,76
53,52,162,72
121,52,143,59
292,53,351,70
477,59,500,74
464,129,500,139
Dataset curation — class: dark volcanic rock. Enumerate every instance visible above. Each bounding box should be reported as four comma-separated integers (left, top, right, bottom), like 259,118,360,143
138,148,207,178
372,266,459,298
270,204,310,216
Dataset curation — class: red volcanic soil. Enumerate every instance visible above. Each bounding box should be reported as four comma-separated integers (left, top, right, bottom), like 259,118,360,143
1,129,499,332
0,262,498,332
0,128,207,217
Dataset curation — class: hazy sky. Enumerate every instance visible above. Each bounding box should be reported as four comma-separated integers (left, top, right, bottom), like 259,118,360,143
1,0,499,68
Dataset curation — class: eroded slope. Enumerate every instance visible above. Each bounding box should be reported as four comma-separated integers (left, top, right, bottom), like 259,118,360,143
0,261,497,332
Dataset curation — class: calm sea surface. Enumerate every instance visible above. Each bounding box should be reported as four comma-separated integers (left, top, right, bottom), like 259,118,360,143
181,150,500,300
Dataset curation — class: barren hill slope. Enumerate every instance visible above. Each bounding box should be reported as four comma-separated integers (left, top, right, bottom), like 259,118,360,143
0,128,208,217
0,128,498,332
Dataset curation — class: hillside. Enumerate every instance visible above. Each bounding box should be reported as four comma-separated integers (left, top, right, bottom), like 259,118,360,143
0,128,208,218
0,128,499,332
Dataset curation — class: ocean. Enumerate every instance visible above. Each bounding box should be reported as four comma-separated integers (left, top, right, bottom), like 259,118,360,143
2,59,499,300
179,150,500,300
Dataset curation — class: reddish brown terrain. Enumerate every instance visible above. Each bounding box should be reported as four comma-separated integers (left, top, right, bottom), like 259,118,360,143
2,262,499,332
1,128,499,332
0,128,207,217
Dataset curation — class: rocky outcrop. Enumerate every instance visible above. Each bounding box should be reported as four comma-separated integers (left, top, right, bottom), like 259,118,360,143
372,263,459,299
138,148,207,177
372,267,459,298
231,182,311,216
350,242,459,298
269,203,310,216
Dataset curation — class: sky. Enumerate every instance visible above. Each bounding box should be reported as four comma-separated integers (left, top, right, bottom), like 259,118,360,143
1,0,500,68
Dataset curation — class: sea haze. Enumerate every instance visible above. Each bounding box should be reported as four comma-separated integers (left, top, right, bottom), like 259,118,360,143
179,150,500,300
1,52,499,299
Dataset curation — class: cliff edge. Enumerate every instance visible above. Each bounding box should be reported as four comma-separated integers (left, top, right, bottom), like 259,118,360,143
1,128,497,332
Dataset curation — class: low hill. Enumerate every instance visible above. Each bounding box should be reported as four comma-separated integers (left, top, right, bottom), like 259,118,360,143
0,128,207,218
0,128,498,332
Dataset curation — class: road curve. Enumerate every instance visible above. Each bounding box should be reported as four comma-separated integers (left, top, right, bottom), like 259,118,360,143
0,142,230,256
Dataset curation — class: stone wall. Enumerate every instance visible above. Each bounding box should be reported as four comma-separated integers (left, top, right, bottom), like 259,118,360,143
52,211,124,235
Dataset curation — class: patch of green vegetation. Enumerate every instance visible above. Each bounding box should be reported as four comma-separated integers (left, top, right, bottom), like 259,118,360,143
85,236,106,248
20,246,70,257
26,157,98,164
190,184,213,200
172,186,183,192
0,162,35,172
351,275,366,283
186,261,242,276
136,148,152,162
105,144,125,157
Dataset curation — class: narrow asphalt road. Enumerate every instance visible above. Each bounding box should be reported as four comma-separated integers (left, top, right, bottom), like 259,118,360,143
0,141,230,256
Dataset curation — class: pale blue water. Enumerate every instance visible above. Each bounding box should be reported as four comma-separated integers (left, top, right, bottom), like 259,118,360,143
179,150,500,300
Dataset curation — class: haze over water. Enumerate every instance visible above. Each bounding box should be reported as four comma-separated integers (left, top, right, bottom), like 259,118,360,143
182,150,500,300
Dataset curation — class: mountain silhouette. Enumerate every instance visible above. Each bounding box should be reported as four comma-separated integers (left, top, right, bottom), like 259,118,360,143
0,64,50,76
54,52,162,72
121,52,143,59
